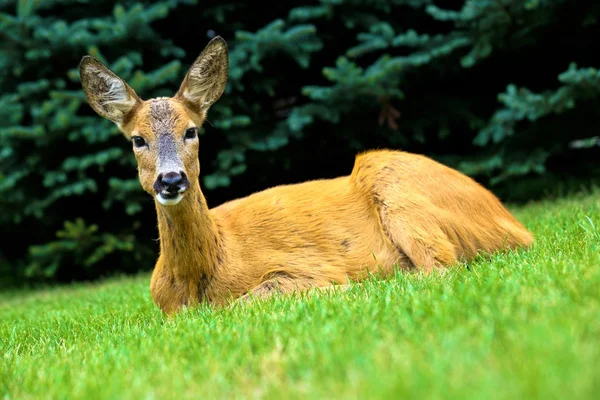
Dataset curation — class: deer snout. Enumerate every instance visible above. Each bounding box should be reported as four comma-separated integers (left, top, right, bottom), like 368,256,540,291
154,171,190,200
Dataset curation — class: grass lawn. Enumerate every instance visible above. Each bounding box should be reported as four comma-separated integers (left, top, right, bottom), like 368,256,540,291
1,189,599,399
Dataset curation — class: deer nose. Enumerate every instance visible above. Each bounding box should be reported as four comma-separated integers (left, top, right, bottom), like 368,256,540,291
154,171,189,196
161,172,182,188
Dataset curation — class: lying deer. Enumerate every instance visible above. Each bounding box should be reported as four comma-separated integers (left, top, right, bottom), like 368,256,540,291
79,36,534,314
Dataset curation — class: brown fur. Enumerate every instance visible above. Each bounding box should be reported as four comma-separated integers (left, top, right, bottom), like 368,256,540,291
79,37,534,315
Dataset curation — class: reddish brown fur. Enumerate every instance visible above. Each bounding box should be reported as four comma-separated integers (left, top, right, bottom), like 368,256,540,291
79,37,534,315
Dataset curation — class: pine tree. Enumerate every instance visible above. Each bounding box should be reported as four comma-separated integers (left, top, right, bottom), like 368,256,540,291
278,0,600,198
1,0,599,283
0,0,324,282
0,0,197,280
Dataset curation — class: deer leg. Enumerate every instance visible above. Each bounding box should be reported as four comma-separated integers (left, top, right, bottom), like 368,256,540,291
378,202,459,273
236,277,314,304
235,277,358,306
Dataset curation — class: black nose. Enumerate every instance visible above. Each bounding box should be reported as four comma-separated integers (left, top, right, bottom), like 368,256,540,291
154,171,189,196
161,172,182,187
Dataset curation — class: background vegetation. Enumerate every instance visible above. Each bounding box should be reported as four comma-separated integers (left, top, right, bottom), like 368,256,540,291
1,0,599,284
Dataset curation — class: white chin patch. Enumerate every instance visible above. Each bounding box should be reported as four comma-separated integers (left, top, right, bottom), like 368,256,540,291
156,193,183,206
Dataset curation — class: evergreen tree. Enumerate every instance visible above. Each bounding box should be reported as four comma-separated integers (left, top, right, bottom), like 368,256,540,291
0,0,323,282
0,0,197,280
281,0,600,196
1,0,599,283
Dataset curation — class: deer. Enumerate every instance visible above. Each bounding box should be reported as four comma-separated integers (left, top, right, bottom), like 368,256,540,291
78,36,534,315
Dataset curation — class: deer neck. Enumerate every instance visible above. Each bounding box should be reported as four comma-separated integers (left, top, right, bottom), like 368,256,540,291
155,183,222,283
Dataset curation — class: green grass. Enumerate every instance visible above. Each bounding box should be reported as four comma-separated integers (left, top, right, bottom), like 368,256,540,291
1,190,599,400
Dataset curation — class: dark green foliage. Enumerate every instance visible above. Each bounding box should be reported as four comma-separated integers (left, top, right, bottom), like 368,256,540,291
1,0,599,283
0,0,193,281
284,0,600,191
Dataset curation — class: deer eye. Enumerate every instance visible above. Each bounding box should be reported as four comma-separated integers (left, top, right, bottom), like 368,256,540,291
184,127,197,139
132,136,146,148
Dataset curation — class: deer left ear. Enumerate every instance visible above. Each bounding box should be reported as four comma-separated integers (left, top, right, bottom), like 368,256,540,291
79,56,142,128
175,36,229,112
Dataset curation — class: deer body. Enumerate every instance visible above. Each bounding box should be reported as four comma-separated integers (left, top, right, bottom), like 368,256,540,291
150,149,533,313
79,37,533,314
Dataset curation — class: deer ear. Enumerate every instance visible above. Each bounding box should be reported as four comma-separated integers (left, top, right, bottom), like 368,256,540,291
79,56,141,127
176,36,229,112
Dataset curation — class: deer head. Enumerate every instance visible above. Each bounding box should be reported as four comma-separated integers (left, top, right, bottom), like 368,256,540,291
79,37,229,206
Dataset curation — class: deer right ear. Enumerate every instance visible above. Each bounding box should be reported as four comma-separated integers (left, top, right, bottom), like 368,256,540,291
175,36,229,112
79,56,141,127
